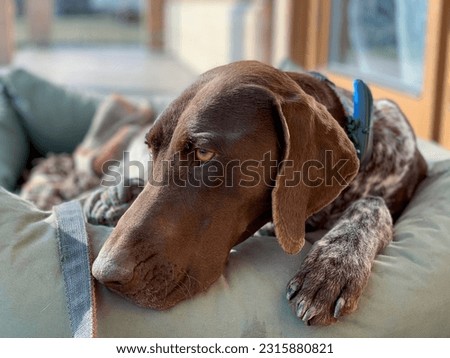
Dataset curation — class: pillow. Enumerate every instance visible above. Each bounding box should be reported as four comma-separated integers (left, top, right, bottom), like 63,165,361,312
1,69,100,155
417,138,450,163
1,158,450,337
0,81,29,190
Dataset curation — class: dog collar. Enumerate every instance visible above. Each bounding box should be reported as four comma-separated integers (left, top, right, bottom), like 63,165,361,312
308,72,374,165
347,79,374,165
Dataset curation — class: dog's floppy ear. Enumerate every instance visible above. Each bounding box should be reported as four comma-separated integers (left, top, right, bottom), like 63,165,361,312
272,88,359,254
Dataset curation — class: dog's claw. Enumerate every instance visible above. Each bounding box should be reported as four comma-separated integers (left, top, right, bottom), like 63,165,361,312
296,300,306,318
302,307,317,322
287,282,300,300
333,297,346,318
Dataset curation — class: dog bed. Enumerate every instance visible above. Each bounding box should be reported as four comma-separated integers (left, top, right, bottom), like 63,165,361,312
0,69,450,337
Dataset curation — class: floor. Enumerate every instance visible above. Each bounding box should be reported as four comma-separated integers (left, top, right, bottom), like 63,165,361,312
1,45,198,99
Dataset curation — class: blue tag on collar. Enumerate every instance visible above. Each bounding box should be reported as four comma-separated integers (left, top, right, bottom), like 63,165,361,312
347,79,374,165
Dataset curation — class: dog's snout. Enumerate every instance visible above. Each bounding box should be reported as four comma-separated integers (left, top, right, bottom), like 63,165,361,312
92,254,133,286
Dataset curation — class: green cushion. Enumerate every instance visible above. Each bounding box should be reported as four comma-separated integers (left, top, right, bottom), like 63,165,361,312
1,158,450,337
0,81,29,190
2,69,100,155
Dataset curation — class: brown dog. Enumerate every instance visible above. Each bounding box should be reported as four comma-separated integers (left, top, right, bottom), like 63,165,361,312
92,61,426,325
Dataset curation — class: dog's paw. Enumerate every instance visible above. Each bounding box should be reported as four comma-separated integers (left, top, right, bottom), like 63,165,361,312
286,239,372,326
84,178,144,226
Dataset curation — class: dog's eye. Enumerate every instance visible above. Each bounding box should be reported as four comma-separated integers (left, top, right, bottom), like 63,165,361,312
195,148,215,162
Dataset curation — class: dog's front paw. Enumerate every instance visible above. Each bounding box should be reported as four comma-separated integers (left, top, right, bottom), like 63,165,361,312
286,239,372,326
84,178,144,226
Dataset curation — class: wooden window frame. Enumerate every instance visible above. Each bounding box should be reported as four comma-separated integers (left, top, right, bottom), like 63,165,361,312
289,0,449,143
439,14,450,148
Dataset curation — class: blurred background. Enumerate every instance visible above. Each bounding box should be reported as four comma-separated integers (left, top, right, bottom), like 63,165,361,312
0,0,449,148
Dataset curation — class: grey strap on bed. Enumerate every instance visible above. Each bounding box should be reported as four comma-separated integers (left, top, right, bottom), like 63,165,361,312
54,200,96,338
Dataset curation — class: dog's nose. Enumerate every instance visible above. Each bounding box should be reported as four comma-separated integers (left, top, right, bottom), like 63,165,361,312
92,254,134,286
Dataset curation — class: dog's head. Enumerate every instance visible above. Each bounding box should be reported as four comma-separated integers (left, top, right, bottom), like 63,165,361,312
92,61,359,309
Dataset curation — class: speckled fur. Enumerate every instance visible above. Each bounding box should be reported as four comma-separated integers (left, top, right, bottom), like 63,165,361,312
84,62,427,324
306,98,425,228
285,97,427,325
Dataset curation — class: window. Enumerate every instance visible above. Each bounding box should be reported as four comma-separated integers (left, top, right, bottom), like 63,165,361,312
288,0,449,145
328,0,428,95
15,0,146,48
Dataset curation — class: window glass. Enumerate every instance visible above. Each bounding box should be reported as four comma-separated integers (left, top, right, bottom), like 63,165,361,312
15,0,146,47
328,0,428,95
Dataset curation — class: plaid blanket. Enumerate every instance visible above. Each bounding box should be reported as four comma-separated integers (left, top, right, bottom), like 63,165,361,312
20,95,154,225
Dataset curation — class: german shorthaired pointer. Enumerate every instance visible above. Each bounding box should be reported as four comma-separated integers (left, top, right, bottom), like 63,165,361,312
92,61,427,325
